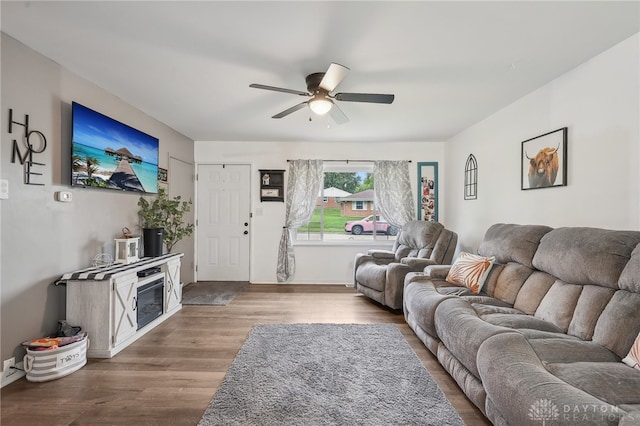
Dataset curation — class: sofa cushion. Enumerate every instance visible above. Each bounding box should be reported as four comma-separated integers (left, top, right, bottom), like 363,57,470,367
528,338,620,364
622,333,640,370
593,291,640,359
461,295,512,306
567,285,615,340
477,333,628,426
546,362,640,406
484,262,533,305
471,303,522,316
619,245,640,293
519,329,582,340
477,223,552,268
445,252,494,294
534,281,583,333
512,271,556,315
532,227,640,288
482,312,563,333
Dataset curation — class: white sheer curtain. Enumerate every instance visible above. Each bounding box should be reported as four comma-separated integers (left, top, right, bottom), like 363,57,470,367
374,160,415,228
276,159,324,283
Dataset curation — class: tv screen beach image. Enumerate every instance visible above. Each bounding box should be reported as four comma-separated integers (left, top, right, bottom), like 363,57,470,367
71,102,159,193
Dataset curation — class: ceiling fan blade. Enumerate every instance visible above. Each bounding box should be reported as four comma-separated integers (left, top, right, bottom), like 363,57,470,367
334,93,395,104
272,101,308,119
319,63,350,92
329,103,349,125
250,83,309,97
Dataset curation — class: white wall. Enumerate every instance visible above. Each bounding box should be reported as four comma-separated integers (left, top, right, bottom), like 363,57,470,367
0,34,195,365
195,141,445,284
445,33,640,253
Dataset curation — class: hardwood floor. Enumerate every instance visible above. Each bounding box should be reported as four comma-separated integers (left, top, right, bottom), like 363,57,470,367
1,285,490,425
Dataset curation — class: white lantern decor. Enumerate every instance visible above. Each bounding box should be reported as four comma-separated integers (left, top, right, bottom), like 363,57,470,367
114,237,140,264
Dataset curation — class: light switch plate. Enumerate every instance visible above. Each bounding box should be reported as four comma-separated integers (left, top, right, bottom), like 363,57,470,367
55,191,73,202
0,180,8,200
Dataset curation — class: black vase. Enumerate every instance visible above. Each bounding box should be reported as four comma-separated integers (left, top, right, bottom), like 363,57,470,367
142,228,164,257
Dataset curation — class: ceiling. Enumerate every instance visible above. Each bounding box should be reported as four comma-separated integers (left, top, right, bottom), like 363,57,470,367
1,1,638,143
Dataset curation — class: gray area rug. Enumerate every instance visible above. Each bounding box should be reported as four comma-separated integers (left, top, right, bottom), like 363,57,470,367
198,323,464,426
182,281,248,306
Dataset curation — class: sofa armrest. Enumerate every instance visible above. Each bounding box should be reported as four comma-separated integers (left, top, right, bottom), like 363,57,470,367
400,257,436,271
424,265,451,279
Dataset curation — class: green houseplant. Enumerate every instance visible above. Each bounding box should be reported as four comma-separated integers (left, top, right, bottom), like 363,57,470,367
138,188,194,254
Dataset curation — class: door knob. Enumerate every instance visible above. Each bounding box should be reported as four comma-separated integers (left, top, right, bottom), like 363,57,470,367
244,230,248,235
244,222,249,226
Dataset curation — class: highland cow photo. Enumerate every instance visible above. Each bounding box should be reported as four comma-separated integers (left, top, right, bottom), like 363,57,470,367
521,127,568,190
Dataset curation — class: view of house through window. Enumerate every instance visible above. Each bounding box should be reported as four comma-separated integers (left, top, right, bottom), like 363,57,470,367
296,164,398,242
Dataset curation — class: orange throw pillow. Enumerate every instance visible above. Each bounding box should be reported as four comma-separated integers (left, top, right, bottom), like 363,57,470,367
445,252,495,294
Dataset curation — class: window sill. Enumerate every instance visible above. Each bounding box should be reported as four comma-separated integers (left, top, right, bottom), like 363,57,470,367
293,240,395,247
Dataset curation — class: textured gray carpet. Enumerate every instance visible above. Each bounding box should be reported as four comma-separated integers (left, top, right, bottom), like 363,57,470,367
182,281,248,306
198,323,464,426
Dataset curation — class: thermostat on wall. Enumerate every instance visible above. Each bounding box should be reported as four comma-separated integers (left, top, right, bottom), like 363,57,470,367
55,191,73,202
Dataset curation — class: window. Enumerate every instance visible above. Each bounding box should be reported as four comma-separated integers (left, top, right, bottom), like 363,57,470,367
296,163,398,242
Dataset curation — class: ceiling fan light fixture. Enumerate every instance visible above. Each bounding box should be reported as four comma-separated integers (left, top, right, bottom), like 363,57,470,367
309,96,333,115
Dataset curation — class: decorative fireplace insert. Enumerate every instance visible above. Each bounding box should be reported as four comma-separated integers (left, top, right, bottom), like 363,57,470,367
137,278,164,330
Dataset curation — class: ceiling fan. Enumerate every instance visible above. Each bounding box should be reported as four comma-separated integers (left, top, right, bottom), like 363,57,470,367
249,63,394,124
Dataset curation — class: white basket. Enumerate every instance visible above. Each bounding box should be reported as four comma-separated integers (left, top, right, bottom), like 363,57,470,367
23,336,89,382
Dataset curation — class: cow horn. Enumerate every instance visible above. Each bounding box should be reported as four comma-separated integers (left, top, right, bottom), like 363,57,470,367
525,151,533,160
549,142,561,154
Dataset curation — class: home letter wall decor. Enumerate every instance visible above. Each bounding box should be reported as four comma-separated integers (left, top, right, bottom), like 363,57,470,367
7,109,47,185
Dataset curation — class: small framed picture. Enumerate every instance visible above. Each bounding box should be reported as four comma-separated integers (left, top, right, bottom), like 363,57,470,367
158,167,168,183
261,188,280,198
521,127,567,190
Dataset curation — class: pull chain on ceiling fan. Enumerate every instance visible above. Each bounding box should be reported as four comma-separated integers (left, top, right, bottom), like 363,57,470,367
249,63,394,124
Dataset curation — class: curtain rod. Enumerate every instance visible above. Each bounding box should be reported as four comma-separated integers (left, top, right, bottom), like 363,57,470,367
286,159,412,163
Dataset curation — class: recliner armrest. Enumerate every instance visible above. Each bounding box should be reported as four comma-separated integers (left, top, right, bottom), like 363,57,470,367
367,249,396,259
355,253,392,270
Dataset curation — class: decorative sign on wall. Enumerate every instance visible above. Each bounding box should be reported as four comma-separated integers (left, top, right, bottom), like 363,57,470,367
259,169,285,202
7,108,48,185
464,154,478,200
158,167,168,184
417,162,438,221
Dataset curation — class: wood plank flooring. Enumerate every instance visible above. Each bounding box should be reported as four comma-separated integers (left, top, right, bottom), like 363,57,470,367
1,285,490,425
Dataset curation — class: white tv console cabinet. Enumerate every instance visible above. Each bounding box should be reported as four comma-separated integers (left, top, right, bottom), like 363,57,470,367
62,253,183,358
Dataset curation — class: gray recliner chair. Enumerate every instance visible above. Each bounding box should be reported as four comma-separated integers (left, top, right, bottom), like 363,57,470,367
353,221,458,310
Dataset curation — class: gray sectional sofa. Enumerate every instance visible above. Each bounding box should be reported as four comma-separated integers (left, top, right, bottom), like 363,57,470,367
403,223,640,425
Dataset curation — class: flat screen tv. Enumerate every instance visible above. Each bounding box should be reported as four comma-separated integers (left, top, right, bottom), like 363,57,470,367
71,102,159,194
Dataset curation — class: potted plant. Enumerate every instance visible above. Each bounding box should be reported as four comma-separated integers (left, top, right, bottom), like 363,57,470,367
138,188,194,256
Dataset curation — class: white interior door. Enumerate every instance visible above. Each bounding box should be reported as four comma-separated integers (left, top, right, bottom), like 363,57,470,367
196,164,251,281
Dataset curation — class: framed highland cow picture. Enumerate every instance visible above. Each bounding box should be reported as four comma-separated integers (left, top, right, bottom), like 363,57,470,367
521,127,567,190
